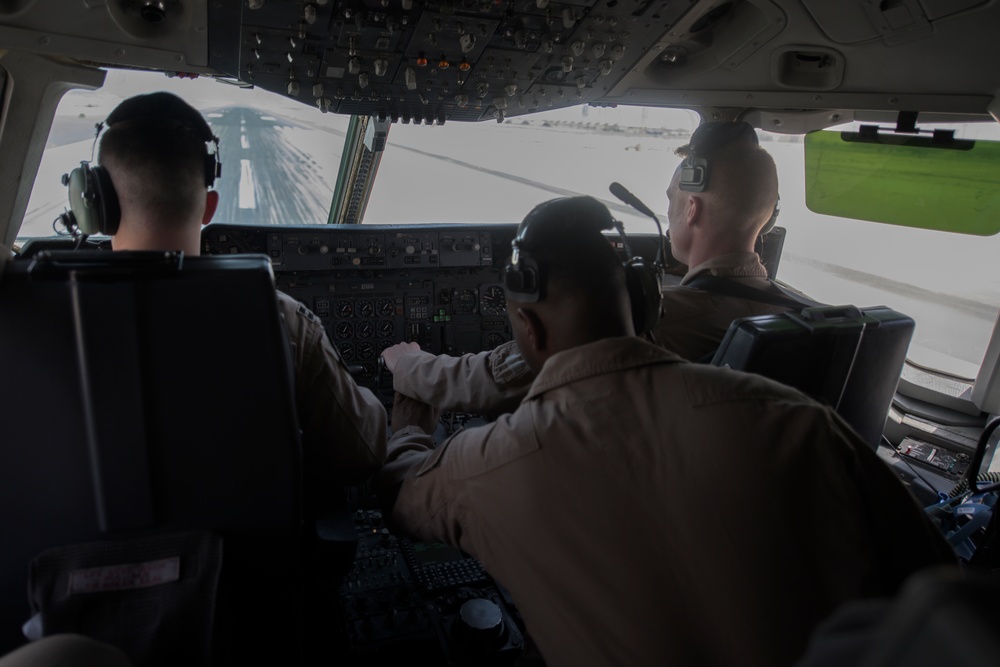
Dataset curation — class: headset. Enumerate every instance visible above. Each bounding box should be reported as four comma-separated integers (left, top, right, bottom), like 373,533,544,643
504,196,663,336
678,120,780,235
59,92,222,237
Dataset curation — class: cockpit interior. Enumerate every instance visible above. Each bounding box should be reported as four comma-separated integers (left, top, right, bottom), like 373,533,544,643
3,0,1000,665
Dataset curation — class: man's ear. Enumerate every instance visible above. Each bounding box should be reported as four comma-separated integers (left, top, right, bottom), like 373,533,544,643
515,307,547,353
686,193,703,227
202,190,220,227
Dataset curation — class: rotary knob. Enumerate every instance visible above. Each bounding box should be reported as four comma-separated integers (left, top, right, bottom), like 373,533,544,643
454,598,505,645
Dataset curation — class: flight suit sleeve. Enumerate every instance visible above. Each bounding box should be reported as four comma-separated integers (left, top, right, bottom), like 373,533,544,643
391,340,534,416
277,292,388,486
376,408,540,554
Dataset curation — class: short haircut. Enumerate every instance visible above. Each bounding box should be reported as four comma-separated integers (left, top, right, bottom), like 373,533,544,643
674,122,778,234
97,94,214,227
706,142,778,234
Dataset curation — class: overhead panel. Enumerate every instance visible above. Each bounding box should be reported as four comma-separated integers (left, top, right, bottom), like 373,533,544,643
212,0,691,124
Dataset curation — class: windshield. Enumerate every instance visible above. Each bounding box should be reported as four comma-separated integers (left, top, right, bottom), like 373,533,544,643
19,68,1000,380
21,69,351,236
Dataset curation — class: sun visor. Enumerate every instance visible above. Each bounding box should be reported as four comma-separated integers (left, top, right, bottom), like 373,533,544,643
804,128,1000,236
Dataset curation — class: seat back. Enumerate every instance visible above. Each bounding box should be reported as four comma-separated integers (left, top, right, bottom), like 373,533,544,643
795,565,999,667
0,251,303,665
711,305,915,448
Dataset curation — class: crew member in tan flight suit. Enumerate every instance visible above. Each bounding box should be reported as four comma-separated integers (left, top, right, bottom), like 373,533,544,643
377,195,956,667
95,92,387,488
380,121,806,417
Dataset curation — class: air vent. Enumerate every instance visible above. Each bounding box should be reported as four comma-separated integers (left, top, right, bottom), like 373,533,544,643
108,0,183,40
771,47,844,90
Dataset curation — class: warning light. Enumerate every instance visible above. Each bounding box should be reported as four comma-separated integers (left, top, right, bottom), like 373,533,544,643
459,60,471,72
416,54,428,67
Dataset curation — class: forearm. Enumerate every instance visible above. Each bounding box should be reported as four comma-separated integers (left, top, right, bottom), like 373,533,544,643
377,425,438,491
392,343,533,416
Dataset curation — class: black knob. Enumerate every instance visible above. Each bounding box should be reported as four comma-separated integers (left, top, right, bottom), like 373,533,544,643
454,598,504,645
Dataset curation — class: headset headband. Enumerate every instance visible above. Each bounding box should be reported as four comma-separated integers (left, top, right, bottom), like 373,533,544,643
506,197,617,302
104,91,216,141
99,91,221,186
679,121,759,193
505,195,663,334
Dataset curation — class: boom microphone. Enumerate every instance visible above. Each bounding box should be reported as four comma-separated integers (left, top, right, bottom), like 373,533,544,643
610,182,658,221
609,182,666,270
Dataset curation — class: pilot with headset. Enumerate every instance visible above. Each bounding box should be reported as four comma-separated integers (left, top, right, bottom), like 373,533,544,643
380,121,814,417
660,119,821,358
61,91,388,496
376,195,955,667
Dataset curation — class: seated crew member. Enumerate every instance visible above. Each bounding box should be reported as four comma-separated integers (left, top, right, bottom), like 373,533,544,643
376,195,957,667
381,121,810,417
94,92,386,489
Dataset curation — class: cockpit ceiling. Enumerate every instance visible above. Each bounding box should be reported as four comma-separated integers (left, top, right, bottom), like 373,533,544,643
1,0,999,123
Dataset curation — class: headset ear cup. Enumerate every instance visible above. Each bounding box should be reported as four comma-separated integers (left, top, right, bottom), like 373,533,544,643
65,163,120,236
625,259,662,335
65,165,98,236
90,165,121,235
679,156,709,193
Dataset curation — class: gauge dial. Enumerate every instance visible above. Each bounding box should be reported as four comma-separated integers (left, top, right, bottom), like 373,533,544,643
452,288,478,314
356,299,375,318
334,322,354,340
377,298,395,317
483,332,506,350
336,300,354,318
377,320,395,338
338,342,356,362
480,285,506,316
356,321,375,338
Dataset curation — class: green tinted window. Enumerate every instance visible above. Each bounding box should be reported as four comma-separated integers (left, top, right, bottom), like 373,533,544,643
804,129,1000,236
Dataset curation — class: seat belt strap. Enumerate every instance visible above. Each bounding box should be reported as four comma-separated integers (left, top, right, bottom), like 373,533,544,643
684,274,825,309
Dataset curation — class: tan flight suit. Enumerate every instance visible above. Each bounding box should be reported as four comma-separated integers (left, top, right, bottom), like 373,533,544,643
276,291,387,486
658,250,792,361
377,337,957,667
390,251,791,416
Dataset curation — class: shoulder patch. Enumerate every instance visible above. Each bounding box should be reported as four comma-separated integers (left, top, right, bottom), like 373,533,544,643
296,303,320,324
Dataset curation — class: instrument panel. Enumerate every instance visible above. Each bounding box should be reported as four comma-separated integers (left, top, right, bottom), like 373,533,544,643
203,223,518,411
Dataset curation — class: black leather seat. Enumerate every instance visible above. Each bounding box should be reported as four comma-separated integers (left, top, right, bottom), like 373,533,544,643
0,251,305,666
711,305,915,448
